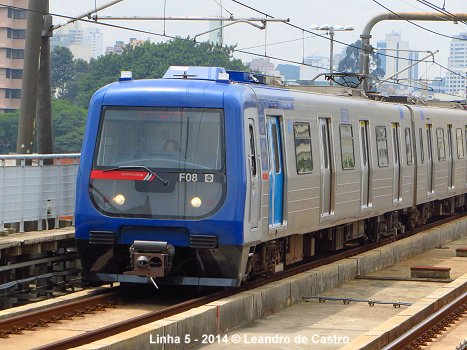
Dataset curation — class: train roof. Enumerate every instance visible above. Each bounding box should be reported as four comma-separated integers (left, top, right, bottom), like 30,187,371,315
96,67,467,114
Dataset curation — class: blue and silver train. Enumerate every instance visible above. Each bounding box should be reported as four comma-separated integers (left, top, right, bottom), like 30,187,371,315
75,66,467,287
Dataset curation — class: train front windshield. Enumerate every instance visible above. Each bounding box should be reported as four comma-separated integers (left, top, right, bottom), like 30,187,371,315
89,107,225,219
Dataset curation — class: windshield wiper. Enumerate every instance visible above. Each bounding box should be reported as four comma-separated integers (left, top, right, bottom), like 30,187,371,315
104,165,169,186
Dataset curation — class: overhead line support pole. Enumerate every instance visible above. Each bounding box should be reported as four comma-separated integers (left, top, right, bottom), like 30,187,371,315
17,0,46,156
37,0,53,161
360,12,467,91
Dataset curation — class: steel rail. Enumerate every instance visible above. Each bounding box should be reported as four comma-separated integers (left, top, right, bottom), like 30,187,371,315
25,212,465,350
382,292,466,350
0,289,119,338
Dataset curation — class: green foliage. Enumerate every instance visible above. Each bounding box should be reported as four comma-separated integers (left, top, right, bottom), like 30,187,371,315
337,40,385,81
57,38,247,107
51,46,89,99
38,38,246,153
0,111,19,153
0,100,87,154
52,99,87,153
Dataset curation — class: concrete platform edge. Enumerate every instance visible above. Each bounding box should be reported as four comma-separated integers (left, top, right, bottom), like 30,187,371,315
340,274,467,350
71,217,467,350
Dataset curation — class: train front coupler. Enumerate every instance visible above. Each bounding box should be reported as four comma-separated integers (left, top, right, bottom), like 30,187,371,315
124,240,175,288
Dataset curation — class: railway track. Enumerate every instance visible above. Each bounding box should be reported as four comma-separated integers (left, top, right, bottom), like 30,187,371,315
0,290,119,339
382,292,466,350
0,213,463,350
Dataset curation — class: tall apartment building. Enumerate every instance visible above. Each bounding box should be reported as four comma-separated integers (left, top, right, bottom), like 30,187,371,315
51,22,104,61
445,33,467,96
0,0,28,112
377,31,419,86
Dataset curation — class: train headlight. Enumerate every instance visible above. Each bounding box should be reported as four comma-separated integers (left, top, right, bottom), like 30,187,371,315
113,194,126,206
191,196,202,208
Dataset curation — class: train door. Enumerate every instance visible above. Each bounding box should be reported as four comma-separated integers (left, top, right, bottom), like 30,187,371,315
247,119,260,229
266,116,284,227
318,117,333,215
447,124,454,189
392,122,402,202
360,120,370,208
427,124,434,194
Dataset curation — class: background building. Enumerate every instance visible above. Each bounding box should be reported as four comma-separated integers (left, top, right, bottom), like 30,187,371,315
51,22,104,61
300,55,328,82
0,0,27,112
248,58,280,76
445,32,467,96
276,64,300,81
377,31,419,87
105,38,145,55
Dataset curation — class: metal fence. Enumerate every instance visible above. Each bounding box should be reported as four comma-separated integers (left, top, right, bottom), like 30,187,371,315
0,154,80,232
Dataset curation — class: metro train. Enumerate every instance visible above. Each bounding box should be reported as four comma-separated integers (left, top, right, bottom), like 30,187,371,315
75,66,467,287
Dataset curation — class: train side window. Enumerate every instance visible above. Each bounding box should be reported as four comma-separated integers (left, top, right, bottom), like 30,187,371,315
456,128,464,159
293,122,313,174
339,124,355,170
405,127,413,166
436,128,446,161
248,125,257,176
375,126,389,167
419,128,424,164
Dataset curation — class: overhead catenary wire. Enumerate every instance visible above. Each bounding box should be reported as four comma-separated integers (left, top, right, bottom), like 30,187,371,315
230,0,448,64
0,2,331,71
2,2,462,93
371,0,467,41
415,0,467,26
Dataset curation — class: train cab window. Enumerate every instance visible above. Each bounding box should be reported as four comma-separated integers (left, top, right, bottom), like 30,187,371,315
436,128,446,161
419,128,424,164
456,128,464,159
405,127,413,166
293,122,313,174
339,124,355,169
375,126,389,167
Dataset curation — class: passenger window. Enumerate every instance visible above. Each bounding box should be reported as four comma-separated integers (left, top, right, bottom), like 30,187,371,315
436,128,446,161
339,124,355,170
271,124,280,173
248,125,257,176
405,127,413,166
293,122,313,174
456,128,464,159
419,128,424,164
375,126,389,167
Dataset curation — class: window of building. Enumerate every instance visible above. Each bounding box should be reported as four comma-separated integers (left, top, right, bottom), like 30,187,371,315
6,49,24,59
293,122,313,174
5,89,21,99
339,124,355,169
375,126,389,167
5,68,22,79
7,8,27,19
436,128,446,161
7,28,26,39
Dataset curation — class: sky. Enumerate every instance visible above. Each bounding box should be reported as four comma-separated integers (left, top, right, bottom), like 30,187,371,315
49,0,467,79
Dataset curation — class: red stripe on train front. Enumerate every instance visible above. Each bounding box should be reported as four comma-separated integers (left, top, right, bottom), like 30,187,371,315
90,170,152,181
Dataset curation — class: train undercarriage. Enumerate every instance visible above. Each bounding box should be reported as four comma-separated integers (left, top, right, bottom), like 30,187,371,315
244,194,465,281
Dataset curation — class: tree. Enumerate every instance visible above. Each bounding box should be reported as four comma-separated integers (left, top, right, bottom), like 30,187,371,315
64,38,247,107
337,40,385,87
0,111,19,154
51,46,89,99
52,99,87,153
